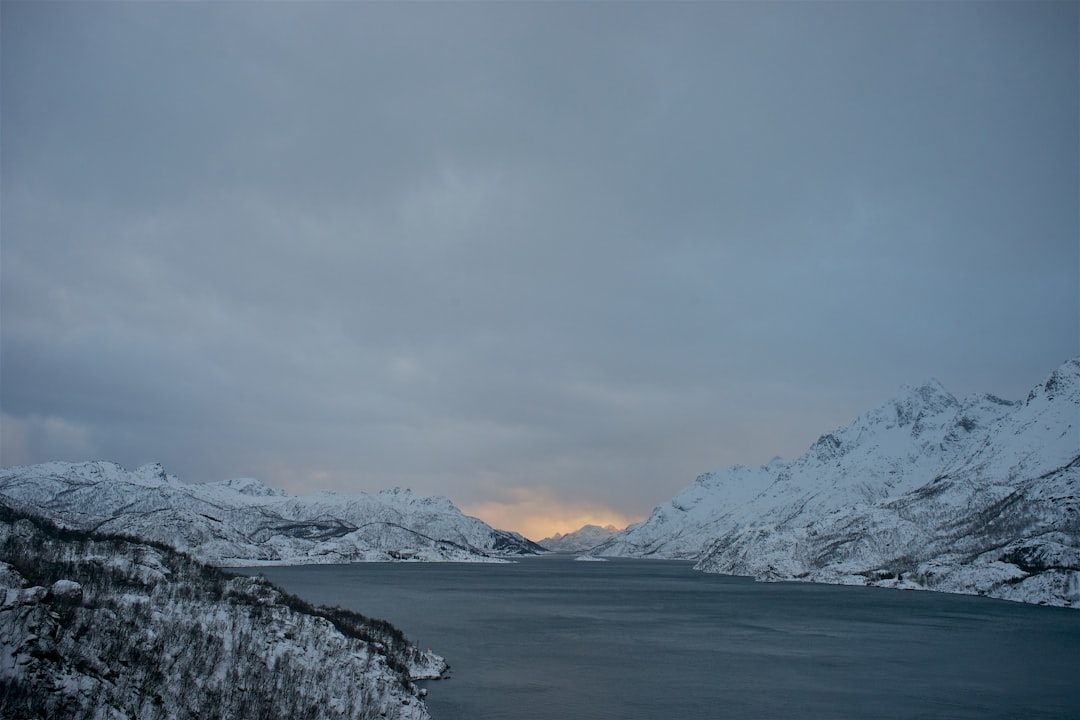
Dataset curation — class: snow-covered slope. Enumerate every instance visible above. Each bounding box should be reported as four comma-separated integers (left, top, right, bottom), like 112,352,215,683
597,358,1080,607
539,524,621,553
0,503,445,719
0,462,543,566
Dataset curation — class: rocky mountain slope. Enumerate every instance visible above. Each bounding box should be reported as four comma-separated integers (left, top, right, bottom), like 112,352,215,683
0,502,445,720
0,463,543,566
596,358,1079,607
539,524,621,553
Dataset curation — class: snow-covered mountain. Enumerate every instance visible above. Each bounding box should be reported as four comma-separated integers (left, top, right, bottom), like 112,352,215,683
539,524,621,553
596,358,1080,607
0,462,543,566
0,502,445,719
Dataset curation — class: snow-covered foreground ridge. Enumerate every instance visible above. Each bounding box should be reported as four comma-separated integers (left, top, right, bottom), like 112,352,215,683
0,502,446,720
0,463,543,566
597,357,1080,608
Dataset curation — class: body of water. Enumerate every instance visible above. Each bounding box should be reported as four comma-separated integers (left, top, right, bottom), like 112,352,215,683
248,556,1079,719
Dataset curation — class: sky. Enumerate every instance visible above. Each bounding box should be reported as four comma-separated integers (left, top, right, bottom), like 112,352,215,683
2,1,1077,541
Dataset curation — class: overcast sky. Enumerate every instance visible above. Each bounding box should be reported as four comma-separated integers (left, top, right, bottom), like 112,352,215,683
2,1,1077,539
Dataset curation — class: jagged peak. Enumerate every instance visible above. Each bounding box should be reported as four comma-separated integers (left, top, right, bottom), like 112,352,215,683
213,477,286,498
840,378,960,437
135,462,167,476
379,486,424,503
575,523,619,533
781,378,972,468
378,486,457,510
895,378,958,409
1026,356,1080,404
131,462,179,486
539,523,621,550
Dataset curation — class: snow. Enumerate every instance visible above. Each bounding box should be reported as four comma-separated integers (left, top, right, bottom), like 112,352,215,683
597,356,1080,608
540,524,621,552
48,579,83,601
0,462,542,566
0,508,444,719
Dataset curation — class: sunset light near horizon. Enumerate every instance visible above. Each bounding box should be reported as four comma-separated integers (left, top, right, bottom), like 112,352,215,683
461,487,641,541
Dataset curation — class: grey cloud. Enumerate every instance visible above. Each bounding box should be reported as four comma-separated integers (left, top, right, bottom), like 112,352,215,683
2,1,1076,529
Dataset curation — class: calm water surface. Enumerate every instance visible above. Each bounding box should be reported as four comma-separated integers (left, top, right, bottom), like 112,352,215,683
248,556,1079,720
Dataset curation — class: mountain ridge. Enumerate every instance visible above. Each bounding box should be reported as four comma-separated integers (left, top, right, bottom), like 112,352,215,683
538,524,621,553
0,462,544,565
596,357,1079,607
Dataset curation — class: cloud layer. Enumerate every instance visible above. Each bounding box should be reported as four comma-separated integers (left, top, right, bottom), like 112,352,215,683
2,2,1077,537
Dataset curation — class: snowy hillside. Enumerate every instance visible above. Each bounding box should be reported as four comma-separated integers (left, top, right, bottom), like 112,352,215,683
597,358,1080,607
0,503,445,719
539,524,621,553
0,462,543,566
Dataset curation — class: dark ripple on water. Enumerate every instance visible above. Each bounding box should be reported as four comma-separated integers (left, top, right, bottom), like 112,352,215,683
247,556,1080,720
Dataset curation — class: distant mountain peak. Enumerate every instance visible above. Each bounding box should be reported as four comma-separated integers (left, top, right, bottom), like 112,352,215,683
213,477,286,498
890,378,958,414
129,461,179,487
539,523,622,553
901,377,952,397
135,461,168,478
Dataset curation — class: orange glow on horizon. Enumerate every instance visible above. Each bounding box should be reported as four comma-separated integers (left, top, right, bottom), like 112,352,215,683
460,491,642,542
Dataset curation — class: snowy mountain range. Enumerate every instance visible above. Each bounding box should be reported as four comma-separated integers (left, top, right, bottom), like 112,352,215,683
596,357,1080,608
0,502,444,719
0,462,543,566
539,524,621,553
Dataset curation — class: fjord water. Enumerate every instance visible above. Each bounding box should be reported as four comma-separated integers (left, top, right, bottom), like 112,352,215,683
250,556,1079,719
